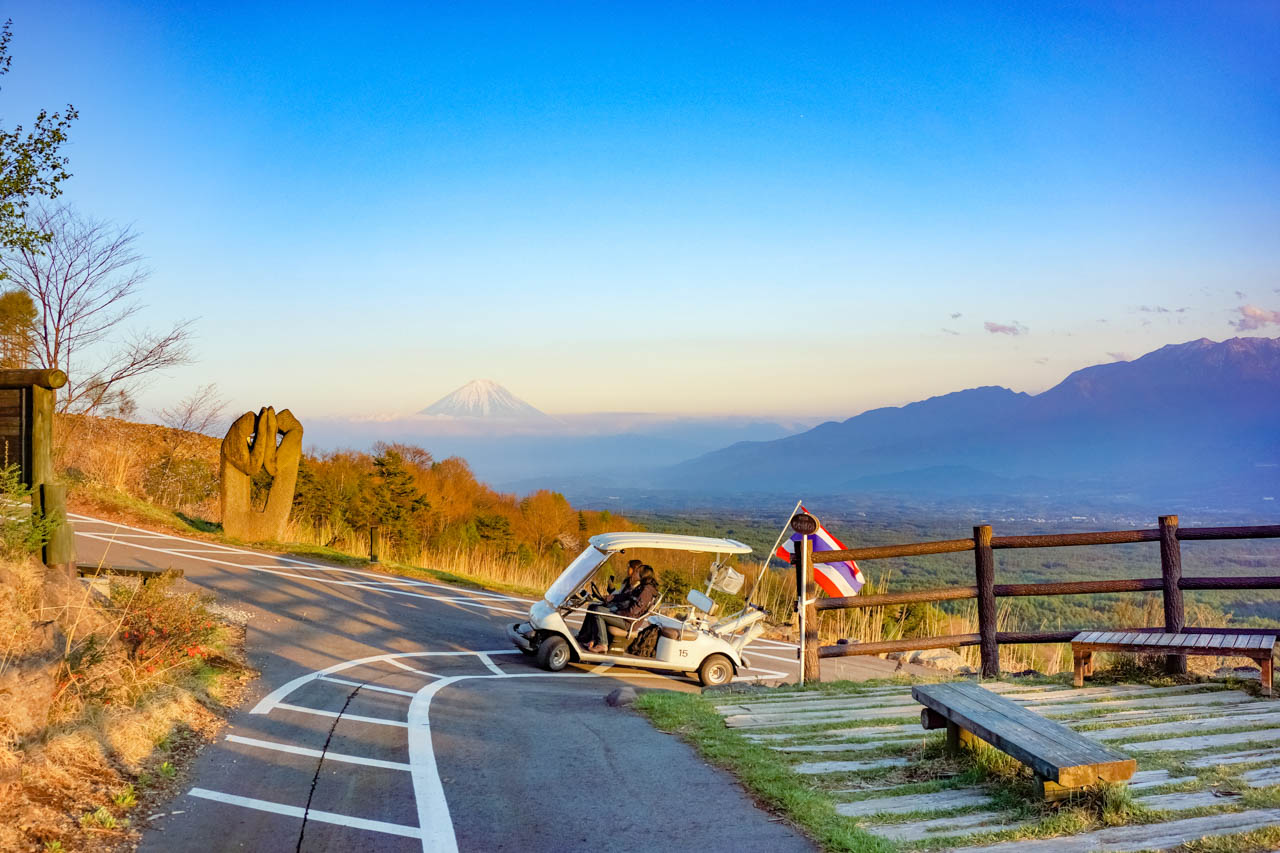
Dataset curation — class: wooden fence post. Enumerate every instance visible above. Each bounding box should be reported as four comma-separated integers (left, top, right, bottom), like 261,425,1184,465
1159,514,1186,675
369,525,381,564
795,536,820,684
974,524,999,678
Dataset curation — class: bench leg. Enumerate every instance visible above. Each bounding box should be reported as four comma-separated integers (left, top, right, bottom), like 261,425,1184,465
945,722,980,753
1037,774,1074,802
1262,655,1273,699
1073,650,1091,688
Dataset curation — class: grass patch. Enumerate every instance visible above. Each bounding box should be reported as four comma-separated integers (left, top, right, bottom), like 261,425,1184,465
634,690,896,852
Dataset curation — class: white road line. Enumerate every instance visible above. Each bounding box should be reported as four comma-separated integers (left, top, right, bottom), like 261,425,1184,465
71,512,528,602
273,703,408,728
734,667,789,682
252,650,521,714
225,735,412,771
407,676,462,853
76,532,526,615
744,648,801,665
385,659,440,677
589,662,614,674
476,654,504,676
320,676,417,697
751,638,801,650
187,788,421,839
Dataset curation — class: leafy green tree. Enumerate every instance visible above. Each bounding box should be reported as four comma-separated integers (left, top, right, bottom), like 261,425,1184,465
0,20,77,256
370,447,430,552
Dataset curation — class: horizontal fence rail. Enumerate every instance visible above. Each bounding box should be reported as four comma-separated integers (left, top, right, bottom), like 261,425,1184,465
796,516,1280,682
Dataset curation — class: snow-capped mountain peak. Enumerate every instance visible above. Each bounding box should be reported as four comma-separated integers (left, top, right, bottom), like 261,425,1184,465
418,379,548,420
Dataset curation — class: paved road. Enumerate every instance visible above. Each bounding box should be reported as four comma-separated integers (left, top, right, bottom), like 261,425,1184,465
73,514,817,852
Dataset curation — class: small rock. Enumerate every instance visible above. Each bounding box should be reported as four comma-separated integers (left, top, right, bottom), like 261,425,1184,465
605,687,637,707
1009,668,1043,678
909,648,972,672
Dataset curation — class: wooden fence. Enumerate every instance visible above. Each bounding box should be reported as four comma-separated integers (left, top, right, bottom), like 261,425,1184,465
793,516,1280,682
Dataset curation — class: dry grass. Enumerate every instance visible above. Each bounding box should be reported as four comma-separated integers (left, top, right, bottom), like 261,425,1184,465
0,557,252,852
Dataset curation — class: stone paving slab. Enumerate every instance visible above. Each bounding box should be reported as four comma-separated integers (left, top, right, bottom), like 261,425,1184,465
793,757,908,774
868,810,1034,843
1187,747,1280,768
774,736,928,753
960,809,1280,852
1121,727,1280,752
1136,790,1240,811
1086,710,1280,741
835,787,992,817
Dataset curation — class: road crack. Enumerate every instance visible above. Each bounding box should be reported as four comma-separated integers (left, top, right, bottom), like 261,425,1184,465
295,685,361,853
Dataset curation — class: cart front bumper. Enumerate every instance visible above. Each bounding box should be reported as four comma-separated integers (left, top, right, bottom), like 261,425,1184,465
508,621,535,651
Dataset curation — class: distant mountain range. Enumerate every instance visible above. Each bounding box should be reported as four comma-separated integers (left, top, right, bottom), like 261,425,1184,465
662,337,1280,510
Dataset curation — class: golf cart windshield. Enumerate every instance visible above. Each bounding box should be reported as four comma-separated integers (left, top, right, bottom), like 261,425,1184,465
544,546,610,606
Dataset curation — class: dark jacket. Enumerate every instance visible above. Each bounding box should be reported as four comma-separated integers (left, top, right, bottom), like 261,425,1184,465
613,578,658,618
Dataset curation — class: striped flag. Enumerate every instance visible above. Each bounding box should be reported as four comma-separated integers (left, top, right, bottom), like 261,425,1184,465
775,507,865,597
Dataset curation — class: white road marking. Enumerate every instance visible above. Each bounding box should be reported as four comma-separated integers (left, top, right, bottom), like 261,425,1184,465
76,532,527,615
744,648,802,664
251,650,522,714
476,654,504,676
734,667,789,682
407,676,463,853
187,788,421,839
319,676,418,697
225,735,412,771
71,512,527,602
385,658,440,677
590,662,614,674
273,703,408,728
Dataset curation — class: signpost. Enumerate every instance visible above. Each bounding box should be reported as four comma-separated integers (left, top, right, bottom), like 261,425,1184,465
0,369,74,575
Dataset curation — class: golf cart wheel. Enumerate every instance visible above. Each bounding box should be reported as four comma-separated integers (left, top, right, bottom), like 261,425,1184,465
698,654,733,687
537,635,571,672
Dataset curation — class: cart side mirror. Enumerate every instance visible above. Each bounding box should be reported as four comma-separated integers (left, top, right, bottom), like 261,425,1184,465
687,589,715,614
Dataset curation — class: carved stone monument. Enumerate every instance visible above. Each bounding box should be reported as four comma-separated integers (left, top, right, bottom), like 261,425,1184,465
220,406,303,542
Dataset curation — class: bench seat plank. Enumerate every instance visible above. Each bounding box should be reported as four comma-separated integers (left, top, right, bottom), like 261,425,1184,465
913,683,1135,789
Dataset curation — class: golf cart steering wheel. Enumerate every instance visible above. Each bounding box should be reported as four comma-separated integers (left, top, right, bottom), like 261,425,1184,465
589,582,604,601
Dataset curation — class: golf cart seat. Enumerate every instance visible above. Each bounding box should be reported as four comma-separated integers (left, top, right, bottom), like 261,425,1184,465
603,594,664,644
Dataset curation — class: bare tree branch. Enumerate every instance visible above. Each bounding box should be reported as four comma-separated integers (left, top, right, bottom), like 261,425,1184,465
0,204,193,413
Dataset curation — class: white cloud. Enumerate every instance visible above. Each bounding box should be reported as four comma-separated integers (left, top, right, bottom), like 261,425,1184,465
984,321,1027,336
1232,304,1280,331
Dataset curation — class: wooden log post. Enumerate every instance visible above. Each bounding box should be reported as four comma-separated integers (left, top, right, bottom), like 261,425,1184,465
40,483,75,574
1159,514,1186,675
795,536,820,684
369,525,382,564
974,524,999,678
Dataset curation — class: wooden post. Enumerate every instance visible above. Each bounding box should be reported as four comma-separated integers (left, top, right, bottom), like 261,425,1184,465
974,524,999,679
1159,515,1186,675
795,536,819,684
369,525,381,564
40,483,75,573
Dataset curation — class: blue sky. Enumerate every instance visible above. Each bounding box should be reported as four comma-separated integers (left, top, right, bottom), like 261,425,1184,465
2,1,1278,419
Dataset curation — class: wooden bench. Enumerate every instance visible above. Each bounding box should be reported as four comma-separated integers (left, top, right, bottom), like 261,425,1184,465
1072,631,1275,696
77,564,183,585
914,682,1136,799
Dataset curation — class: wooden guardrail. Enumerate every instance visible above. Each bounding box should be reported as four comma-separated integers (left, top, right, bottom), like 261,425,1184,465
794,516,1280,681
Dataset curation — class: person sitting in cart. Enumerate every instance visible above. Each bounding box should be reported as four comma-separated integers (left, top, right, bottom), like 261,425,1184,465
577,559,642,650
579,562,658,653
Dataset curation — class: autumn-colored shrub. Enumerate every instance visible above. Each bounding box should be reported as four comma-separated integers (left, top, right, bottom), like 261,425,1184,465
108,572,218,670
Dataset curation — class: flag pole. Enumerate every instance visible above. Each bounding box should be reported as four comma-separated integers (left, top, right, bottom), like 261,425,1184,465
747,498,803,606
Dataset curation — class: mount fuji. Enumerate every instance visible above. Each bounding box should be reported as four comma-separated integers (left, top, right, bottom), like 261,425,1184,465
417,379,551,421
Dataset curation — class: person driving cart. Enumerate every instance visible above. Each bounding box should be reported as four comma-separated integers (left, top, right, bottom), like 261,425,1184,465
577,561,658,653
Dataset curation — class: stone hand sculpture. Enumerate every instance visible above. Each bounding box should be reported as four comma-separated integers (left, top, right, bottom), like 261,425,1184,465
220,406,303,541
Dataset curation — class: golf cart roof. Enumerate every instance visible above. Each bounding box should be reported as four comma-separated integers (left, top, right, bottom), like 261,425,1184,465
588,532,752,555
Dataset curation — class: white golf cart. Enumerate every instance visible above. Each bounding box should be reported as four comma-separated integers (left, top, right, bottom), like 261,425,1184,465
507,532,770,686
